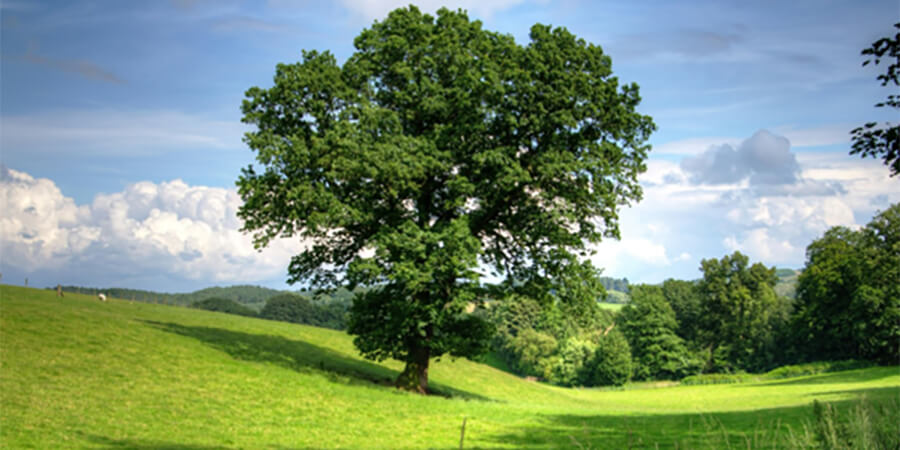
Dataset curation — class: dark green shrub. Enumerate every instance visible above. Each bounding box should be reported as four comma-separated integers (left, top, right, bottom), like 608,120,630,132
680,372,758,385
765,360,873,380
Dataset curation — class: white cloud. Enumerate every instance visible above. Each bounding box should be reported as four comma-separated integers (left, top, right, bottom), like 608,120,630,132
0,167,304,288
680,130,800,186
723,228,796,264
589,135,898,282
0,167,99,270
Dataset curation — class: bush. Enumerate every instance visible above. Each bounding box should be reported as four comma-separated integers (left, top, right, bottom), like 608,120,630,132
548,336,595,387
506,329,557,378
680,372,758,386
190,297,257,317
765,360,873,379
585,329,632,387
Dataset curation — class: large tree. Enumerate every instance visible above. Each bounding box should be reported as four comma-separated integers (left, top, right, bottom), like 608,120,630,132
850,22,899,176
793,203,899,364
237,7,654,393
696,252,789,372
619,285,697,380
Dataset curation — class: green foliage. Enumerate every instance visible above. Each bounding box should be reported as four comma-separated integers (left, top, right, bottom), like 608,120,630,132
237,5,653,392
619,284,700,380
850,23,899,176
506,329,557,378
548,336,596,386
794,204,900,365
765,360,873,380
260,293,347,330
696,252,792,373
487,291,620,386
190,297,258,317
659,278,703,345
681,360,876,385
585,329,632,387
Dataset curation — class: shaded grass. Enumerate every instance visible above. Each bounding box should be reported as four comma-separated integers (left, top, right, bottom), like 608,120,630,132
2,285,898,448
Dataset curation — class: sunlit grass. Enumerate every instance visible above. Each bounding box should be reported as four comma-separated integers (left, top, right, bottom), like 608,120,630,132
2,285,897,448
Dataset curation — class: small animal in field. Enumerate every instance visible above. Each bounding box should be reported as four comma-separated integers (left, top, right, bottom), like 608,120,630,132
98,293,107,302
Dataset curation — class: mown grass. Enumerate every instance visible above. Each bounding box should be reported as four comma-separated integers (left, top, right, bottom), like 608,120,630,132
2,285,898,448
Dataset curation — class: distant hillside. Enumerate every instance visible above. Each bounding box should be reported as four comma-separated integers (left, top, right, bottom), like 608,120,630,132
774,268,800,299
56,284,288,311
599,276,630,303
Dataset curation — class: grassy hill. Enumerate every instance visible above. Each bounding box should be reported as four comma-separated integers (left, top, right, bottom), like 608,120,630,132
2,285,897,448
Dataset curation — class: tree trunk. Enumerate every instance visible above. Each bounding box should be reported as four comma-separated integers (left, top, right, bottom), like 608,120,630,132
396,344,430,394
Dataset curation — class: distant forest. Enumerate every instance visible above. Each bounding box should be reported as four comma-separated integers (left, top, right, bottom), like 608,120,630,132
54,270,798,310
54,284,285,311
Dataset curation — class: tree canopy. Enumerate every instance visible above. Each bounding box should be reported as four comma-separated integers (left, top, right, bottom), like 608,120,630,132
851,22,899,176
619,285,698,380
696,252,790,372
237,6,654,393
794,203,899,364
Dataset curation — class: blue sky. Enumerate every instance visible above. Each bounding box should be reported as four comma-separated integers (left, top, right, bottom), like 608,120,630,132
2,0,898,292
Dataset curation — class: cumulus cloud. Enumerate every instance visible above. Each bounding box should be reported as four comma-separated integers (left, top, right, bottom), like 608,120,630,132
591,147,898,282
680,129,800,186
0,167,304,289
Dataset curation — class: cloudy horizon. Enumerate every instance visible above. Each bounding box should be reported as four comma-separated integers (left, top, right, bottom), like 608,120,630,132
2,0,897,292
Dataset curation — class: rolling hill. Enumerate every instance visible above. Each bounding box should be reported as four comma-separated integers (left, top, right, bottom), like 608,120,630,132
2,285,896,448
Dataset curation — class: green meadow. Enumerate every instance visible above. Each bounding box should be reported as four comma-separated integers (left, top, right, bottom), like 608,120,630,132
1,285,897,448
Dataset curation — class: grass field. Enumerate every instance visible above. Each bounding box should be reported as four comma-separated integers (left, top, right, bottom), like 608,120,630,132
2,285,898,448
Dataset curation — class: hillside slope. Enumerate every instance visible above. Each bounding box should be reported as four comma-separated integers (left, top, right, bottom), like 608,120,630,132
1,285,897,448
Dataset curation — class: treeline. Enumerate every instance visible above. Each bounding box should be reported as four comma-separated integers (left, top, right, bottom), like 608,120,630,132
188,290,356,331
598,276,630,294
55,283,354,331
486,203,899,387
54,284,285,309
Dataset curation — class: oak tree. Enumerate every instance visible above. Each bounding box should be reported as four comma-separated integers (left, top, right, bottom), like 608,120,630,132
237,6,654,393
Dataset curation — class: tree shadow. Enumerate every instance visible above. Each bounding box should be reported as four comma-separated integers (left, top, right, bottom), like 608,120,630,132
80,433,227,449
142,320,489,401
479,387,897,448
81,433,318,449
